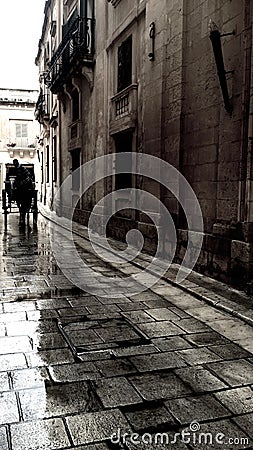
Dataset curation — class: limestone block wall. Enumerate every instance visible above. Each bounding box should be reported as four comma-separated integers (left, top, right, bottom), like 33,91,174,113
157,0,253,289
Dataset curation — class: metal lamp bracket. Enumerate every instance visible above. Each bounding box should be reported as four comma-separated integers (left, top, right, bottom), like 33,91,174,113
209,21,235,114
148,22,155,61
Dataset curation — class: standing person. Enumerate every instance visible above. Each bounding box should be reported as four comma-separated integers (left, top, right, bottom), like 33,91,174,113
12,159,34,227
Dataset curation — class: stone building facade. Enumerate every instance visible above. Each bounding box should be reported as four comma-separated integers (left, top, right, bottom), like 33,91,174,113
36,0,253,291
0,88,40,197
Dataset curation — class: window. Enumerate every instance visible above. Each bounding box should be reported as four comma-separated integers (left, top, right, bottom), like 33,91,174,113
15,123,28,147
16,123,27,137
118,35,132,92
72,88,79,122
62,7,78,38
52,135,57,182
71,148,80,190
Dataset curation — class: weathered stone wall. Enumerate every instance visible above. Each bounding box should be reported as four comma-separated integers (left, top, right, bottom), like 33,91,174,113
151,0,253,289
179,0,244,231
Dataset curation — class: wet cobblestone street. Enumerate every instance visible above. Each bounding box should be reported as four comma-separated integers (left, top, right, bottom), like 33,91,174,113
1,212,253,449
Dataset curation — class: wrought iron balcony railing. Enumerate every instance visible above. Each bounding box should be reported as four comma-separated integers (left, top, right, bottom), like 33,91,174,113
45,17,95,93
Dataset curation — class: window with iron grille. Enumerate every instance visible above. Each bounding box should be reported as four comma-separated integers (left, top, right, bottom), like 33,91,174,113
117,35,132,93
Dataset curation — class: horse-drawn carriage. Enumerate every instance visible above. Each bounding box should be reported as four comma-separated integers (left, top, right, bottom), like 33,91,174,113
2,162,38,229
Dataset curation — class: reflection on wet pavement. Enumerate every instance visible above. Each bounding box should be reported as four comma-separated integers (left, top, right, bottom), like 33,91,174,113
0,213,253,449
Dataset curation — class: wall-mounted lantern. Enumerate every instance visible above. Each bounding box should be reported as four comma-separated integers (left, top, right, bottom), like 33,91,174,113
148,22,155,61
209,20,235,114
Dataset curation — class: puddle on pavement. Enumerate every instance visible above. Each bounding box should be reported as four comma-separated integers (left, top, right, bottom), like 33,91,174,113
58,317,151,360
0,215,85,300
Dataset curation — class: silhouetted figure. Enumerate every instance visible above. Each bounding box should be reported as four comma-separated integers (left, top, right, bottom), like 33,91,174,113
12,159,34,227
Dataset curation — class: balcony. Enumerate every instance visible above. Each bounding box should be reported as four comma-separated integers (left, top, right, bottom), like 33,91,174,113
109,83,138,134
7,141,36,158
45,17,95,93
35,93,50,124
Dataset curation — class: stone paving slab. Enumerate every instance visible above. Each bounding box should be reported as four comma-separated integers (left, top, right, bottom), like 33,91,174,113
146,307,182,321
18,382,93,420
32,332,68,350
173,318,211,333
3,301,37,313
234,337,253,353
129,372,192,401
206,359,253,387
10,418,70,450
210,343,252,360
215,387,253,414
130,351,187,372
0,426,9,450
65,409,131,445
125,404,176,432
183,331,230,347
95,376,142,408
152,336,193,351
0,391,20,425
11,367,49,390
0,353,28,371
176,347,222,365
94,359,137,377
165,393,231,425
207,318,253,341
0,372,10,392
28,309,60,320
136,321,185,338
48,362,99,383
174,366,227,392
0,336,32,354
111,343,158,357
26,348,74,367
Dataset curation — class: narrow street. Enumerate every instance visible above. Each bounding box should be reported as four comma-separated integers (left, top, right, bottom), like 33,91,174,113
1,211,253,450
